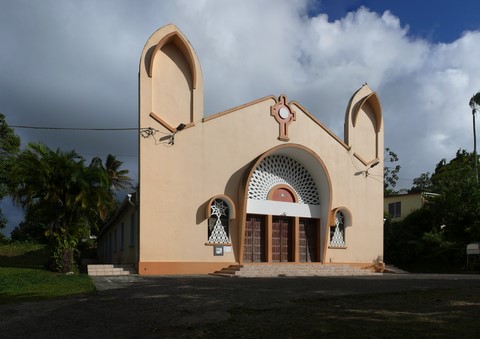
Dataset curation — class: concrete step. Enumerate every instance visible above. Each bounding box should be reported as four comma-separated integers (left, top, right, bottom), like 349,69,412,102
87,264,136,276
210,265,244,277
211,263,377,278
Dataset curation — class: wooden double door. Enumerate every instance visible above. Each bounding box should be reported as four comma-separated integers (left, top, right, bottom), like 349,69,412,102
243,214,319,263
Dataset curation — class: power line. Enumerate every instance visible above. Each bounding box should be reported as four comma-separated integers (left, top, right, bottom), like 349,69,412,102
10,124,176,146
10,124,172,139
81,153,138,158
10,125,140,131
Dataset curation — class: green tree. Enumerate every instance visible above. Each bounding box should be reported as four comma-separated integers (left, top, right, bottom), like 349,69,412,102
385,149,480,272
87,155,129,224
384,147,401,196
104,154,131,191
0,113,21,229
10,220,47,243
409,172,433,193
11,143,131,272
429,150,480,244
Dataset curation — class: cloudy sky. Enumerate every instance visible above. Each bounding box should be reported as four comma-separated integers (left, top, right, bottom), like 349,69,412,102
1,0,480,236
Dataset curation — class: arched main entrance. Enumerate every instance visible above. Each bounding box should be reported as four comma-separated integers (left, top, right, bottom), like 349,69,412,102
240,144,331,264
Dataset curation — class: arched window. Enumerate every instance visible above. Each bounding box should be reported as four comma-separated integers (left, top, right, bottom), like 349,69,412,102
330,211,345,247
207,199,230,244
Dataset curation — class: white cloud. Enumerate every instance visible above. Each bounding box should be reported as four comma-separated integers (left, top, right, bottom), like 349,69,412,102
173,2,480,187
2,0,480,234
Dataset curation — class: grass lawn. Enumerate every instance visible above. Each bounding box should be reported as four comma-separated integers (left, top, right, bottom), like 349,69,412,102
0,242,95,304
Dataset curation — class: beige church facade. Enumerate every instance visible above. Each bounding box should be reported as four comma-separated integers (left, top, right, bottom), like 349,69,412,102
98,24,384,275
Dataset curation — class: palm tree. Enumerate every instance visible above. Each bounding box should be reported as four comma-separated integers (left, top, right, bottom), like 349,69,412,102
106,154,131,191
88,154,131,220
0,113,20,228
12,143,92,271
469,91,480,182
11,143,131,272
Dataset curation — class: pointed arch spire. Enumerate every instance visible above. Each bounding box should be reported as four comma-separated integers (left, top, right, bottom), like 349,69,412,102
344,84,384,164
147,27,198,89
139,24,204,129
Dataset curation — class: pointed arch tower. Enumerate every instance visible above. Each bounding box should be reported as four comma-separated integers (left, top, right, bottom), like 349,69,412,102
344,84,383,165
139,24,204,132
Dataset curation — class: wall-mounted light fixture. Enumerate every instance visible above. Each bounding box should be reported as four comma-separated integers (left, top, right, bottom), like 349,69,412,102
169,123,187,145
365,161,380,177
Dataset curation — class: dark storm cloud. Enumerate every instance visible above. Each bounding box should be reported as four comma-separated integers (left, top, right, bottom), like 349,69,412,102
0,0,146,178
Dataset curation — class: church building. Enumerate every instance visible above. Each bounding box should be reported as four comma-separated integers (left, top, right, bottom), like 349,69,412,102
97,24,384,275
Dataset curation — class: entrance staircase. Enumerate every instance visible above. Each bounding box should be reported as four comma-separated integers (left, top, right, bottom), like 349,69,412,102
87,264,136,276
210,263,378,277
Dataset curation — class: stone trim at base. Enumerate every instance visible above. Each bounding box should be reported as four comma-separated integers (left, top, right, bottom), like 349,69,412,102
138,261,238,275
138,261,377,275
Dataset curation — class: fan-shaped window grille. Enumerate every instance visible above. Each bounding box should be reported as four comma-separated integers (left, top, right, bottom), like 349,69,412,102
248,155,320,205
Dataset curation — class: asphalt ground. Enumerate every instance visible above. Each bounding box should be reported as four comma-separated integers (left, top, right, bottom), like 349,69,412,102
1,273,480,338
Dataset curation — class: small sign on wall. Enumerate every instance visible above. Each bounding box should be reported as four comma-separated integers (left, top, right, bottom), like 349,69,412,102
214,245,224,256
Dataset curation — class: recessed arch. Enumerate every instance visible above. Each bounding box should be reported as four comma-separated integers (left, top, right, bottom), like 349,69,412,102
352,92,382,133
140,24,204,129
147,31,198,89
239,143,333,264
344,85,383,163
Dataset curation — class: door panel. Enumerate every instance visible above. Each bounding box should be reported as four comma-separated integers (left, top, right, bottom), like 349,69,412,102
272,216,293,262
299,218,319,262
244,214,266,262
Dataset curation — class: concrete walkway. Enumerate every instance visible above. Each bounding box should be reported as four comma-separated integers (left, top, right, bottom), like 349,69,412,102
1,273,480,338
90,272,480,294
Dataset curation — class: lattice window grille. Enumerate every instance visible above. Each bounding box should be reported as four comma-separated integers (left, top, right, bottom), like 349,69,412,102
248,155,320,205
330,211,345,247
207,199,230,243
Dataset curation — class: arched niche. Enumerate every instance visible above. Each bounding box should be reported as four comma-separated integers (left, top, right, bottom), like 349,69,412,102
148,32,198,89
139,24,204,131
344,85,383,164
